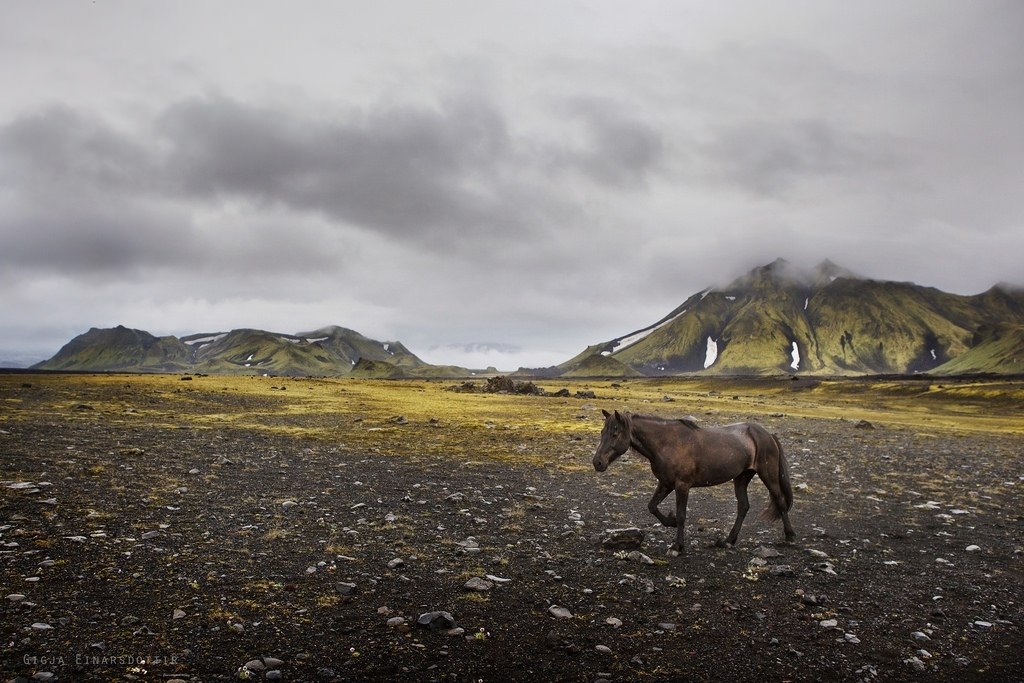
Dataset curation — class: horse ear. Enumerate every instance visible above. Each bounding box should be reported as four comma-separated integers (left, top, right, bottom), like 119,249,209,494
602,409,611,418
613,410,622,420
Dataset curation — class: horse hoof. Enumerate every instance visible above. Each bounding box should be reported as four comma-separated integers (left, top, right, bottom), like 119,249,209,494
667,545,684,557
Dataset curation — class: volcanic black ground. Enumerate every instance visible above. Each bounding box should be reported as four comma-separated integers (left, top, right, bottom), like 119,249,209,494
1,374,1021,682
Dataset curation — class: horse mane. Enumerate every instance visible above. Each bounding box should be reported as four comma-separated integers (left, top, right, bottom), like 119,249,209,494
632,413,700,430
677,416,700,430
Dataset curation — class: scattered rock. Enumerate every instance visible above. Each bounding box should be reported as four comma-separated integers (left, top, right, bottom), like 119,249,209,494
904,656,927,673
417,611,457,631
602,528,645,550
548,605,573,619
484,574,511,584
463,577,494,592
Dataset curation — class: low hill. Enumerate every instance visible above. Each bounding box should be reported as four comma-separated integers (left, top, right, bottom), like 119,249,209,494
33,326,193,373
933,324,1024,375
35,325,473,377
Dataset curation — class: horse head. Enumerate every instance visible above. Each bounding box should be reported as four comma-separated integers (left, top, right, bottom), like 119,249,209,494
593,409,631,472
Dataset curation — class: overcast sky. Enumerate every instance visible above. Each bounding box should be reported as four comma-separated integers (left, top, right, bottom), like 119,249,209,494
1,1,1021,369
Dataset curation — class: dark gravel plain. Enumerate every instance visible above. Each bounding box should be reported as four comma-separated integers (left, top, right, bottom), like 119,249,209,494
1,374,1022,682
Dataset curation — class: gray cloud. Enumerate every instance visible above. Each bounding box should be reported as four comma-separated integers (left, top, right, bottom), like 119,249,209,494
697,118,903,197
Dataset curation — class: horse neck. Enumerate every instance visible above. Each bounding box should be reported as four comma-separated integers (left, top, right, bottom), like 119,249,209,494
627,416,661,462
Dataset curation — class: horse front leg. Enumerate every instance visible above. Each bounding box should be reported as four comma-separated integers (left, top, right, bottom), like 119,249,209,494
668,485,690,557
647,482,676,527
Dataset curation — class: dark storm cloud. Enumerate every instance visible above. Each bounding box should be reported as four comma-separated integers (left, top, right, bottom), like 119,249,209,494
157,93,524,240
0,105,152,193
1,92,652,272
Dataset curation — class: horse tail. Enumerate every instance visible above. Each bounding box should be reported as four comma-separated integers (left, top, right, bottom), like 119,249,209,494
774,434,793,513
758,431,793,521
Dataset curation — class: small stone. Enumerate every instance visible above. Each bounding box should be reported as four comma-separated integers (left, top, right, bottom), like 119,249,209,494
263,658,284,668
844,633,861,644
336,582,357,595
754,546,782,558
769,565,796,577
387,558,405,569
265,671,282,681
463,577,494,592
281,500,298,509
973,620,993,629
605,617,622,628
140,530,160,540
658,622,677,631
484,574,511,584
595,645,612,654
387,617,406,627
911,631,931,642
602,528,645,550
904,656,926,673
31,622,53,630
820,619,839,628
626,550,654,565
417,611,457,631
7,593,26,602
548,605,573,619
965,545,981,552
173,609,186,620
244,659,266,671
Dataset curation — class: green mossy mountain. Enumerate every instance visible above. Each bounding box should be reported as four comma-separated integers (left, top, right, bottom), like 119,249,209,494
561,258,1024,377
34,325,473,378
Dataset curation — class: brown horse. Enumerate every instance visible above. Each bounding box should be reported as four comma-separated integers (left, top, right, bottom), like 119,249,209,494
593,410,795,556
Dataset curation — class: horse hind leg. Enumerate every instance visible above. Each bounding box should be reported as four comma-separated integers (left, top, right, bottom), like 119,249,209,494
722,470,755,547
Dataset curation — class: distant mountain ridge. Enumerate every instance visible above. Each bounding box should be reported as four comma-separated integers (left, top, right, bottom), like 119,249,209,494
547,258,1024,377
30,259,1024,377
33,325,473,377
